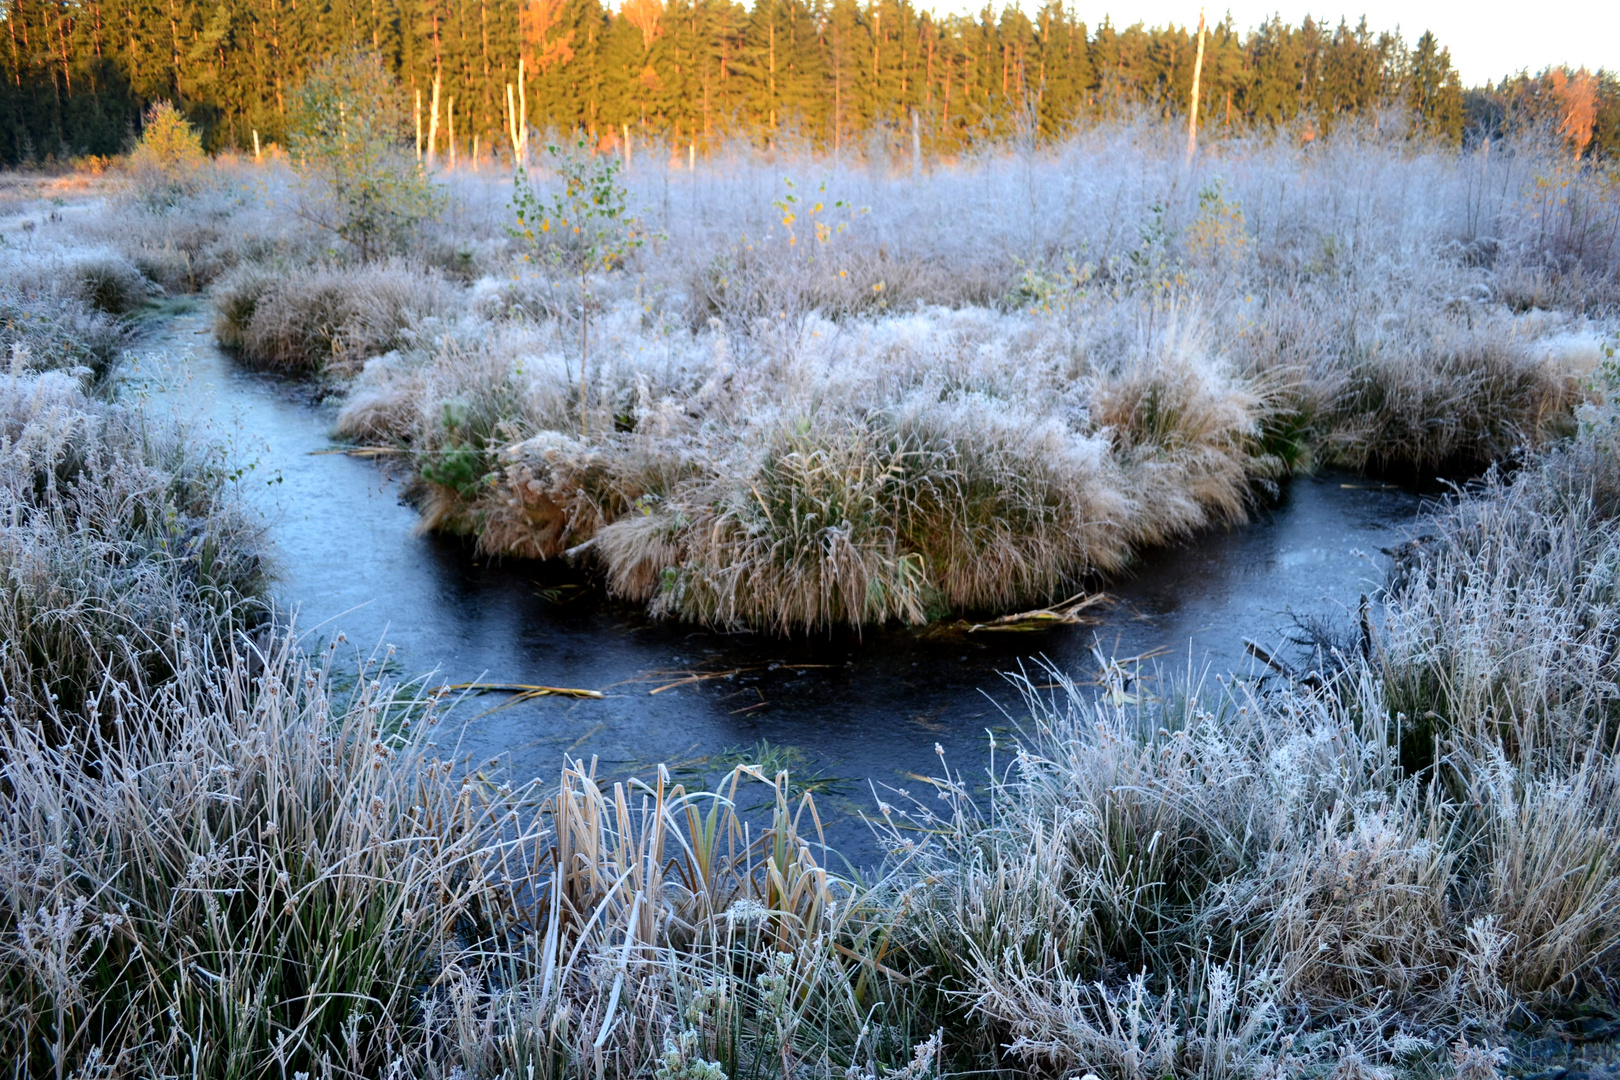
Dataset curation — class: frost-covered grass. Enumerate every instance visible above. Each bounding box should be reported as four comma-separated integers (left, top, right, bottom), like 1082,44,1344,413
0,363,268,731
320,122,1611,630
366,302,1274,632
0,244,140,386
0,344,916,1078
878,365,1620,1076
212,259,450,371
9,130,1620,1078
12,374,1620,1078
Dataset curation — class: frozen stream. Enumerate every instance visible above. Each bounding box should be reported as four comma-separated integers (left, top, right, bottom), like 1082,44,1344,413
123,308,1425,854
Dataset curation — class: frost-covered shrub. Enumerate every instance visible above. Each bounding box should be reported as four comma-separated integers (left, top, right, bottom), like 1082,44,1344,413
0,289,127,384
125,101,211,210
68,251,152,313
0,246,138,384
885,653,1620,1078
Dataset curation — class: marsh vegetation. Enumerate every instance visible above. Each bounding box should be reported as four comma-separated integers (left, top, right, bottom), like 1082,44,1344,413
1,102,1619,1079
220,124,1609,632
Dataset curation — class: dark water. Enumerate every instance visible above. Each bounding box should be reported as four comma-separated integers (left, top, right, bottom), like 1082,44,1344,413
124,310,1424,855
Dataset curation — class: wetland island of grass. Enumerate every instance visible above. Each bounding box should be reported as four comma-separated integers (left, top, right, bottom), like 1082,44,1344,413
3,19,1620,1080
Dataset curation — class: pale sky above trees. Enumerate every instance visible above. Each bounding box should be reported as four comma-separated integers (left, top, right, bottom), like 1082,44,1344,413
924,0,1616,85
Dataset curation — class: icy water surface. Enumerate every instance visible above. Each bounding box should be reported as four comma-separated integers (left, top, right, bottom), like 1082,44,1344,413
124,309,1425,855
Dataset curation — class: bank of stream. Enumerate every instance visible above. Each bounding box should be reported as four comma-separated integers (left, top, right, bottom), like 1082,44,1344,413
122,306,1426,858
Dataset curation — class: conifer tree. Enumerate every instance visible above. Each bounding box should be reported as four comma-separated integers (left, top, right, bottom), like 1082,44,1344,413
0,0,1585,165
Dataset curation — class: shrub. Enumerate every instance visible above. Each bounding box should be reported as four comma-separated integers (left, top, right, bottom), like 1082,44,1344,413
0,288,127,386
1322,331,1588,477
511,137,650,435
125,101,209,210
289,51,441,261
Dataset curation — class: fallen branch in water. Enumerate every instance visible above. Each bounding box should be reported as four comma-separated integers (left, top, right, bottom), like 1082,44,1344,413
447,681,604,700
955,592,1111,633
1243,640,1324,690
309,445,410,458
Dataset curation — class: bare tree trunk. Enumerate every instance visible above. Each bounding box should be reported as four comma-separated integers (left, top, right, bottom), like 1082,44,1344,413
426,73,441,168
415,88,423,159
1185,7,1206,167
506,82,521,165
449,96,456,168
517,57,527,163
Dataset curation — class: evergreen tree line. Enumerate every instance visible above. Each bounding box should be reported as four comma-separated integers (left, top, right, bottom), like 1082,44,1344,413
1,0,1613,166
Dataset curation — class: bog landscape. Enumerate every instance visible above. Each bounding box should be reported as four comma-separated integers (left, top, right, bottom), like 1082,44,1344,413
1,6,1619,1078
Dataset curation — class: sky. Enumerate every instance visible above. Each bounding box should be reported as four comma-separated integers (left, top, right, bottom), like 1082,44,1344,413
925,0,1618,86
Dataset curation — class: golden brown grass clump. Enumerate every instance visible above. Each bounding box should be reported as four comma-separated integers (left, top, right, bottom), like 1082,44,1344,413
340,303,1274,632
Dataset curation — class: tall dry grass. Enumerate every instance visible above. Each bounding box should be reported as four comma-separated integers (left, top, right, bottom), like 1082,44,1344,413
8,208,1620,1075
0,338,930,1077
213,260,450,373
0,364,267,734
878,657,1620,1078
282,125,1616,628
14,391,1620,1077
1378,346,1620,768
857,348,1620,1078
0,244,143,385
0,626,929,1078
